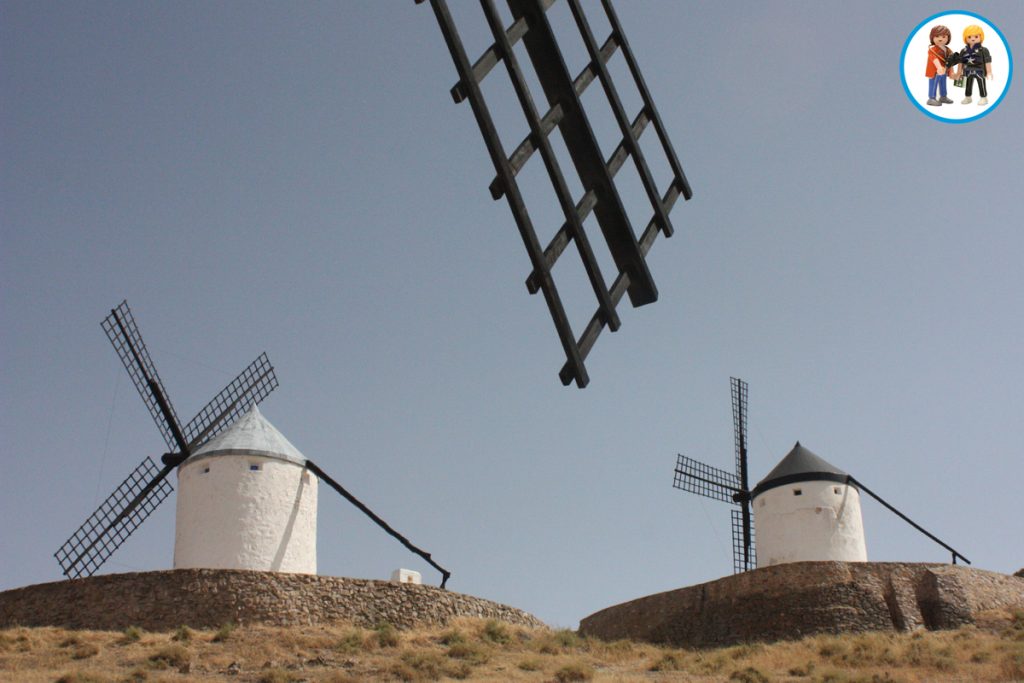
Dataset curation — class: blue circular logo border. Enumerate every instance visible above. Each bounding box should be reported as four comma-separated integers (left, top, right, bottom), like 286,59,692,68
900,10,1013,123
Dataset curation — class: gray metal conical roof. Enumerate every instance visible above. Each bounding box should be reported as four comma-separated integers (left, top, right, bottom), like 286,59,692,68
751,442,851,497
184,405,306,466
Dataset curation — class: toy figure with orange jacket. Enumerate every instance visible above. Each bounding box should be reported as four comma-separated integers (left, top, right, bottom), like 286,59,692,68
925,25,954,106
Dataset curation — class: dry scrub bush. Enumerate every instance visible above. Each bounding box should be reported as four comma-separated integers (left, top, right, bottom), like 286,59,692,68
649,651,687,671
70,642,99,660
334,628,368,653
517,656,543,671
146,643,190,672
374,622,400,648
170,625,192,643
119,626,142,645
728,666,770,683
553,660,594,681
255,668,301,683
1001,648,1024,680
393,650,472,681
479,619,510,644
437,628,465,645
54,673,106,683
446,640,489,665
211,622,236,643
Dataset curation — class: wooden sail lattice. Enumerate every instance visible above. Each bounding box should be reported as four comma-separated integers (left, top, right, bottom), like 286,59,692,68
420,0,692,387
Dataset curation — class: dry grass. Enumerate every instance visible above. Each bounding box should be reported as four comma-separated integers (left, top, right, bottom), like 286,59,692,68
1,609,1022,682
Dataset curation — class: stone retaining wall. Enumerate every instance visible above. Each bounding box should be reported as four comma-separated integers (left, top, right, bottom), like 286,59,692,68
0,569,544,632
579,562,1024,648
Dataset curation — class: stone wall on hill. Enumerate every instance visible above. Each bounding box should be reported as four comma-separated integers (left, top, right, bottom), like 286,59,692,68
0,569,544,632
579,562,1024,648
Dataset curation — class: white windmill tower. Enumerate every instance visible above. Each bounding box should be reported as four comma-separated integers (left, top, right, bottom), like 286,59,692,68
673,378,969,574
174,405,317,573
749,442,867,567
55,301,452,587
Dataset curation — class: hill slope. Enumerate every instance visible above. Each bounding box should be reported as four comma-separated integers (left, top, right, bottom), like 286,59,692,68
2,611,1022,682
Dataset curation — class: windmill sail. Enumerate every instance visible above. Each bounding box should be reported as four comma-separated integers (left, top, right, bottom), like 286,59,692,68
183,352,278,450
672,377,756,573
54,456,173,579
101,300,187,452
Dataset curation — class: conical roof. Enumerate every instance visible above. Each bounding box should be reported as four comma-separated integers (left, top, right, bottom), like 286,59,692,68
751,442,851,497
185,405,306,467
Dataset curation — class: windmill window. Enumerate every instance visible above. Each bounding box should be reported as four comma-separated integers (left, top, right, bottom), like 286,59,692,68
202,466,210,474
793,488,803,496
249,464,262,472
833,487,841,495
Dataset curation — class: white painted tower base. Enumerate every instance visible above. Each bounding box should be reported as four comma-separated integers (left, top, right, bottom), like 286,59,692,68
173,406,318,574
752,443,867,568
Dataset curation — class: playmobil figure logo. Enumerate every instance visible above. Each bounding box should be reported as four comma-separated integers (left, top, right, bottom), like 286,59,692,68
900,11,1013,123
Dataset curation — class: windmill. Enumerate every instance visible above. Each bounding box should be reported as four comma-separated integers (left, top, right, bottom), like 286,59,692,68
56,301,451,587
673,378,971,572
672,377,755,573
54,300,279,580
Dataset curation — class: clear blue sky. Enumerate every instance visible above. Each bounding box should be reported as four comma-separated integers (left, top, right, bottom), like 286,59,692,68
2,1,1022,628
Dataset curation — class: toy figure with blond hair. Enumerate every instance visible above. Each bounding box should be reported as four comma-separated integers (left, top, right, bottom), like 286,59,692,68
950,24,993,105
925,25,954,106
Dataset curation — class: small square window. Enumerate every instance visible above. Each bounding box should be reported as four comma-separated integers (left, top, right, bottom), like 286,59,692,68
793,488,802,496
833,487,841,494
250,464,262,471
202,466,210,474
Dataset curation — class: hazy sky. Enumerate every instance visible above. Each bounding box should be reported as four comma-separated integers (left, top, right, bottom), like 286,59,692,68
2,1,1022,628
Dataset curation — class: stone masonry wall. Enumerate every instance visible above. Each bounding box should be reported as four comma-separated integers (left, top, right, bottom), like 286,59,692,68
0,569,544,632
579,562,1024,648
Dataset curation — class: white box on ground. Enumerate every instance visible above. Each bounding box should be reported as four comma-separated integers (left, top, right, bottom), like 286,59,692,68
390,568,422,584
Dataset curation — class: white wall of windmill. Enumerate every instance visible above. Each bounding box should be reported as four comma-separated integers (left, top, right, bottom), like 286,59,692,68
173,454,318,573
753,479,867,567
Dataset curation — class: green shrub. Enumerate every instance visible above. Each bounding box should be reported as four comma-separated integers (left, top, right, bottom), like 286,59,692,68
375,621,400,648
438,628,465,645
481,619,510,644
212,622,236,643
551,628,580,648
335,629,366,653
120,625,143,644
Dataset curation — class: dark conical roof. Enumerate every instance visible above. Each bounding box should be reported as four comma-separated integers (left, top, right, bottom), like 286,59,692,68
751,442,851,497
